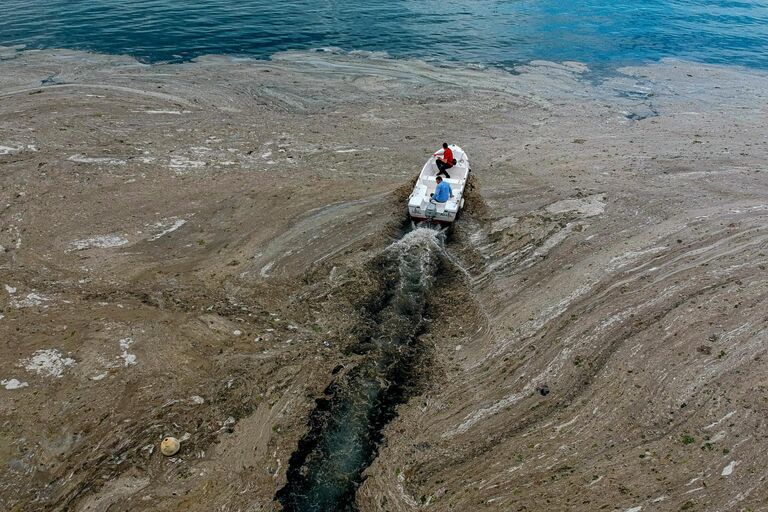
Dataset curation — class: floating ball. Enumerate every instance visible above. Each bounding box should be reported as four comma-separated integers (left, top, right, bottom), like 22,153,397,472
161,436,180,456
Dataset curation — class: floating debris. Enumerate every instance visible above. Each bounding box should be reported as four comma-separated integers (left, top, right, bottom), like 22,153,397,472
11,292,51,309
69,235,129,251
160,437,180,456
722,460,738,476
68,154,127,165
119,337,137,366
22,349,76,378
2,378,29,390
147,218,187,241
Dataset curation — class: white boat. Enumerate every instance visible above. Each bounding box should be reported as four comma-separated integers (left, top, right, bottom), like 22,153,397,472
407,145,469,224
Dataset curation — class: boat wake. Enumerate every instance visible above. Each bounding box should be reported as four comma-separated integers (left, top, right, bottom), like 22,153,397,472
276,227,445,511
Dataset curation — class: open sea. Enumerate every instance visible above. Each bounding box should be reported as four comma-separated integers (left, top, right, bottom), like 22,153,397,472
2,0,768,70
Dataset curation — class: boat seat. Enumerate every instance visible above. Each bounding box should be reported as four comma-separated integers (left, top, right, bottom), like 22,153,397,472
426,176,461,185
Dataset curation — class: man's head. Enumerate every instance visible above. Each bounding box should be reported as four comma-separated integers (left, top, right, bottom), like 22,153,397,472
442,142,448,149
436,176,443,183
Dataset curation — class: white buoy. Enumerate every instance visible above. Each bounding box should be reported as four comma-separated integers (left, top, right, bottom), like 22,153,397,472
160,436,180,456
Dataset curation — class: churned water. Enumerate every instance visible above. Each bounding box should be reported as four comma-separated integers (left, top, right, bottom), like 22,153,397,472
277,228,444,511
2,0,768,69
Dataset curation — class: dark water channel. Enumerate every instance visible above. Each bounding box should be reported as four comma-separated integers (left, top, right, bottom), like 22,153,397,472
276,227,445,511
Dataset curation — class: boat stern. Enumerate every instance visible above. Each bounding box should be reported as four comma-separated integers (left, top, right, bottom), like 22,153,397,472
408,193,460,224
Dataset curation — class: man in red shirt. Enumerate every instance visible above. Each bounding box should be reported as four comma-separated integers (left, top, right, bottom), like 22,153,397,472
434,142,456,178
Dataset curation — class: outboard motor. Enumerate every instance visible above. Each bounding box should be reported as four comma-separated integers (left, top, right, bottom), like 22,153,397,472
425,201,437,221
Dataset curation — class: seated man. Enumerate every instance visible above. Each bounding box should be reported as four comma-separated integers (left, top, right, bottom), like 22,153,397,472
433,142,456,178
430,176,453,203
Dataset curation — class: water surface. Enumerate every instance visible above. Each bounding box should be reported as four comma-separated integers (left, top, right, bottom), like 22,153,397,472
2,1,768,69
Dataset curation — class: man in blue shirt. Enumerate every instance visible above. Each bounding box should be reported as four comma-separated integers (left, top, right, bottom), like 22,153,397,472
430,176,452,203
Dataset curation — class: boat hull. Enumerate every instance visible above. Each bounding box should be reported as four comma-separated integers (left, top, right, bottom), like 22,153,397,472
407,145,469,225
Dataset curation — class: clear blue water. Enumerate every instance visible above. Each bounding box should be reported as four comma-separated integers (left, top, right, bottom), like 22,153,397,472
2,1,767,69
